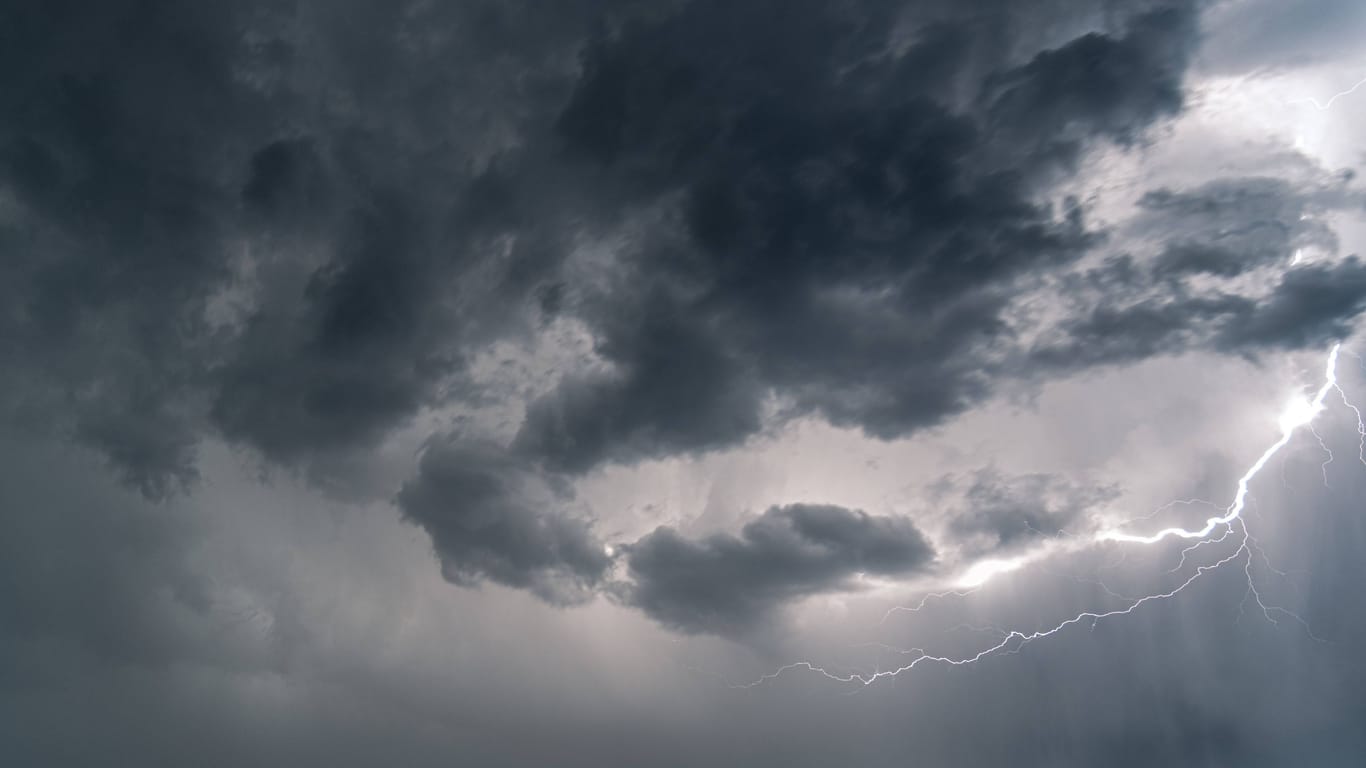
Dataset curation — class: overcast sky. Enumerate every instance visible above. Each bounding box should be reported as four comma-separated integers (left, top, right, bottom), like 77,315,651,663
3,0,1365,765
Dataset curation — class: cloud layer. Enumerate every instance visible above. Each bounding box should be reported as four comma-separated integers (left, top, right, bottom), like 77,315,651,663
4,1,1366,763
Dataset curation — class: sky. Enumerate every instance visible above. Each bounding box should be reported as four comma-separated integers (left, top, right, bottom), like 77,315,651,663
2,0,1365,765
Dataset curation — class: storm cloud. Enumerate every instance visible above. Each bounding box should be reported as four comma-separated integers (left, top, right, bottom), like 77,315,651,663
516,0,1194,471
4,0,1363,499
398,439,612,604
4,0,1366,764
623,504,935,634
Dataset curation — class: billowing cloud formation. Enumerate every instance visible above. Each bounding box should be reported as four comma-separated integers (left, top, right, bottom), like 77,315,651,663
0,0,602,496
516,1,1195,470
397,440,612,604
6,0,1366,764
2,0,1360,493
1036,251,1366,367
399,437,941,634
1032,170,1366,367
1144,176,1349,279
6,0,1365,627
623,504,935,634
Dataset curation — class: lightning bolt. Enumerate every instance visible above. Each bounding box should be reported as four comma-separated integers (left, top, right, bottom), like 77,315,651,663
879,587,979,624
1096,345,1340,545
1332,349,1366,467
734,542,1248,688
1289,73,1366,111
735,344,1353,689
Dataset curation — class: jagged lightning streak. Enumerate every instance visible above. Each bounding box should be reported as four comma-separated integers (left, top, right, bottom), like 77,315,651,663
1096,344,1340,545
1333,349,1366,467
1289,73,1366,111
879,587,979,624
736,344,1351,689
735,544,1250,689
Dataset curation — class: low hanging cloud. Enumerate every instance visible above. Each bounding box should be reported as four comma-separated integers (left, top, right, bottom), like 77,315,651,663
399,437,940,634
397,439,612,605
1029,168,1366,369
399,448,1134,637
1034,256,1366,368
1142,176,1349,280
620,504,936,635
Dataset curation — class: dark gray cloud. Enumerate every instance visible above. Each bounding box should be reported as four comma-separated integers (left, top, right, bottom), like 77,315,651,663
1032,171,1366,368
397,439,612,604
513,292,767,472
0,0,251,497
1142,176,1349,279
0,0,607,497
1217,257,1366,350
513,0,1241,473
209,198,464,465
505,1,1207,472
403,435,945,629
5,0,1361,502
1036,256,1366,368
622,504,935,634
981,5,1192,167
